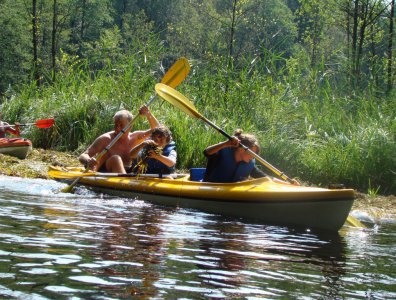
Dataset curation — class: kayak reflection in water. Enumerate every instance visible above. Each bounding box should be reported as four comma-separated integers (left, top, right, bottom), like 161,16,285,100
203,129,266,183
130,125,177,176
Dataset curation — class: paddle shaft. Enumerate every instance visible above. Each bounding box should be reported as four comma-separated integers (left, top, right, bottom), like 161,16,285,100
198,103,363,226
64,96,156,192
154,83,298,184
62,58,190,193
85,57,188,164
74,56,188,167
200,115,295,183
0,124,21,128
0,119,54,129
98,95,157,161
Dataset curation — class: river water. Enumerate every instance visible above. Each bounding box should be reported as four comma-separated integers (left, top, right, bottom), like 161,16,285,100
0,175,395,299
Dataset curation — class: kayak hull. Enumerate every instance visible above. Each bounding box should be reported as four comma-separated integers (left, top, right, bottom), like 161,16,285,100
0,138,32,159
49,166,355,232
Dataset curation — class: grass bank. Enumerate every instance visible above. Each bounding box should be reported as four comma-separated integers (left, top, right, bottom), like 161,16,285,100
1,55,395,194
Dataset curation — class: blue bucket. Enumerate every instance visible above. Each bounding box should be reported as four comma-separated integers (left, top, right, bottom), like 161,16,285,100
190,168,206,182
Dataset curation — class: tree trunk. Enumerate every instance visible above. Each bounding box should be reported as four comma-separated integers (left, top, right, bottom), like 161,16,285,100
387,0,395,92
51,0,57,82
32,0,40,86
346,1,351,61
228,0,237,66
351,0,359,85
81,0,87,40
120,0,128,30
356,18,367,81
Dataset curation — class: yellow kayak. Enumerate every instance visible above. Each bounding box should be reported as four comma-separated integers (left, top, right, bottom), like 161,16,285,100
48,166,355,232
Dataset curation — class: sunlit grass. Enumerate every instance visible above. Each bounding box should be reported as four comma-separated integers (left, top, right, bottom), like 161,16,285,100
1,54,395,194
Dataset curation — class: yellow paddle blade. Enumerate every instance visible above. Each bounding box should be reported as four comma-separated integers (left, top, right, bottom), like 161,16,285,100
58,58,191,194
345,215,366,228
161,57,190,88
155,83,202,119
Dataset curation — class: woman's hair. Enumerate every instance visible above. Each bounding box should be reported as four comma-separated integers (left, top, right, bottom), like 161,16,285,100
113,110,133,123
151,125,172,143
234,129,260,153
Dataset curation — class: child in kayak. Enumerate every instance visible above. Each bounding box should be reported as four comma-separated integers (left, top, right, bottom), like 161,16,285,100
203,129,266,183
130,125,177,175
0,112,20,138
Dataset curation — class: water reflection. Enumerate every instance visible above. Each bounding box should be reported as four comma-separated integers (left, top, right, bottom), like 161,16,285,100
93,205,177,298
0,175,395,299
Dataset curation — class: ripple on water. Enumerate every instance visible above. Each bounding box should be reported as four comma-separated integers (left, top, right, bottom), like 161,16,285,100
0,175,395,299
20,268,58,275
69,275,126,286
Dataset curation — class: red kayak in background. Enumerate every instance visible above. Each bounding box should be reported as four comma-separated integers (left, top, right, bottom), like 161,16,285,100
0,138,32,159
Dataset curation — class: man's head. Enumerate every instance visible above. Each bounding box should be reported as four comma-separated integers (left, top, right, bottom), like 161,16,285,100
114,110,133,123
113,110,133,133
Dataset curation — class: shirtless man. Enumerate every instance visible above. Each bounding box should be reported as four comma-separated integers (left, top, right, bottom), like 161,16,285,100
78,106,159,173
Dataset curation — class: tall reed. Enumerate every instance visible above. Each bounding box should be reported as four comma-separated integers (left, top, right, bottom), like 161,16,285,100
1,53,394,194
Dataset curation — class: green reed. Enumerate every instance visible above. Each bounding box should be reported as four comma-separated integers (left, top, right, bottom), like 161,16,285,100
1,54,394,194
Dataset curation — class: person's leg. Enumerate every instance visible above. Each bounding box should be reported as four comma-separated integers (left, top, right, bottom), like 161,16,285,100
105,155,126,173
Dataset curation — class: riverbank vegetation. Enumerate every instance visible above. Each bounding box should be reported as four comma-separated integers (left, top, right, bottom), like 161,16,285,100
0,0,395,194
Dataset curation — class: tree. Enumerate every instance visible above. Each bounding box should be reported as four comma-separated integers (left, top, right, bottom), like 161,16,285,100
0,0,31,94
348,0,390,85
51,0,58,81
296,0,328,66
32,0,40,85
387,0,395,92
67,0,114,56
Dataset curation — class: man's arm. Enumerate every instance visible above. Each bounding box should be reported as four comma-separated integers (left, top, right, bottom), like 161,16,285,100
139,105,159,129
78,135,108,169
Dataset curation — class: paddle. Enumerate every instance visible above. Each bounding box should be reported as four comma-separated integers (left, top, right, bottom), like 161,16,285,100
154,83,298,184
0,118,55,129
155,84,366,228
61,58,190,193
345,215,365,228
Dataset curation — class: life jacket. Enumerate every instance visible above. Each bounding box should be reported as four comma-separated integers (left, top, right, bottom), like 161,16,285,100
145,141,176,174
204,147,255,183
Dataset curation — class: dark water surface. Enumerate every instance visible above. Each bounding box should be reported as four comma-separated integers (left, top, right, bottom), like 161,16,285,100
0,175,395,299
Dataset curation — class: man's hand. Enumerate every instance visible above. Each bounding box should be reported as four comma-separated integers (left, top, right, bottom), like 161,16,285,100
139,105,150,116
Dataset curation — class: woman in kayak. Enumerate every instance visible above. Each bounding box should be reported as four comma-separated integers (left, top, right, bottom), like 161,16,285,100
203,129,266,183
0,112,20,138
78,106,159,173
130,125,177,175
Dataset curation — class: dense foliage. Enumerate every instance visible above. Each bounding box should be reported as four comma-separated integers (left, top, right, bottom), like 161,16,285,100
0,0,395,194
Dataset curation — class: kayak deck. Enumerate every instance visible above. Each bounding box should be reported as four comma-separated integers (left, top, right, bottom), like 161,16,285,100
49,166,355,231
0,138,32,159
